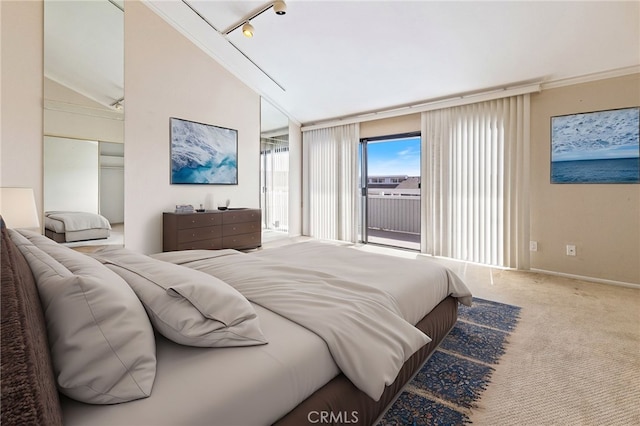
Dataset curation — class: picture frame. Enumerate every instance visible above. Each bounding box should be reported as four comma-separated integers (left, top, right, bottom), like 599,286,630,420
170,117,238,185
551,107,640,184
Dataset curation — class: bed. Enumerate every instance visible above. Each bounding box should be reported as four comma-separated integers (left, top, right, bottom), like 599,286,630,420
1,217,472,426
44,211,111,243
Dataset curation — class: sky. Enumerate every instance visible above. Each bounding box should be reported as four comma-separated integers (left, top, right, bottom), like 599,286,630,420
365,137,421,176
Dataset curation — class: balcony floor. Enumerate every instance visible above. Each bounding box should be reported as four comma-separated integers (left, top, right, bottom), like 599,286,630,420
366,228,420,251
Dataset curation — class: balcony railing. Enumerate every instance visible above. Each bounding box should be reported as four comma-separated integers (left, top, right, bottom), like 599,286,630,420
366,194,420,250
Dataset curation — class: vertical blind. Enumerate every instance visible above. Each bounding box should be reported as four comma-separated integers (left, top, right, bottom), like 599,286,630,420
260,137,289,232
302,123,360,242
421,95,530,269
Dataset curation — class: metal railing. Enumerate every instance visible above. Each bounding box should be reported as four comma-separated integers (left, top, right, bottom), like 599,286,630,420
367,195,420,234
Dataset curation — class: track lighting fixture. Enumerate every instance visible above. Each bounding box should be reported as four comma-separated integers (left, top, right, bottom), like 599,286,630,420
273,0,286,15
111,97,124,110
223,0,287,37
242,21,254,38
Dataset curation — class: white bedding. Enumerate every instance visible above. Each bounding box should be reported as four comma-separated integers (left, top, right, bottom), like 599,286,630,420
45,211,111,232
153,249,432,401
61,304,339,426
252,241,473,324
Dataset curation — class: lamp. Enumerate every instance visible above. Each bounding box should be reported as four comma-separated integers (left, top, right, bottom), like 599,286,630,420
273,0,286,15
242,21,255,38
0,187,40,230
223,0,287,37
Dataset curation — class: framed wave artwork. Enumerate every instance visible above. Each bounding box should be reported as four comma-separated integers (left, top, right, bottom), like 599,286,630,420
551,107,640,184
170,117,238,185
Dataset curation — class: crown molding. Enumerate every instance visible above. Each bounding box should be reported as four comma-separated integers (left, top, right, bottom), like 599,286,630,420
541,65,640,90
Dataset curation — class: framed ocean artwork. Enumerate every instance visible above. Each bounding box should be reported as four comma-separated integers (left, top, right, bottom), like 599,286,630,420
551,107,640,184
170,117,238,185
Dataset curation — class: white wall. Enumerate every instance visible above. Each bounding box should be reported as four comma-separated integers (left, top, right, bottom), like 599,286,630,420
124,1,260,253
100,142,124,223
44,136,99,213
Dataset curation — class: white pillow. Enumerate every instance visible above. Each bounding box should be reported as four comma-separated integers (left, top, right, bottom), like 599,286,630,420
89,247,267,347
10,230,157,404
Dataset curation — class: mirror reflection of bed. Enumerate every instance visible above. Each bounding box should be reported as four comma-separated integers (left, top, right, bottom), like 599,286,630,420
44,212,123,249
44,137,124,248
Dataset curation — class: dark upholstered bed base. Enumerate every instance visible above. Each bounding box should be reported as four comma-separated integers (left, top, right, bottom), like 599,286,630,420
1,218,64,426
274,296,458,426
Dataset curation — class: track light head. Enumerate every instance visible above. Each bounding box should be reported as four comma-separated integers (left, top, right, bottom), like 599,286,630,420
242,21,254,38
273,0,286,15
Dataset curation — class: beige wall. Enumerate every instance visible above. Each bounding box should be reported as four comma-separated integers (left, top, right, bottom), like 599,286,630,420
0,1,43,220
124,1,261,253
360,113,420,139
530,74,640,285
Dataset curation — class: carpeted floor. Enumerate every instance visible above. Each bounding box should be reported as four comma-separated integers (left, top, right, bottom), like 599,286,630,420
379,298,521,425
349,243,640,426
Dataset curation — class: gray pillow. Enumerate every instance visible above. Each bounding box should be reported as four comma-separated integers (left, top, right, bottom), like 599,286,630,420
89,247,267,347
11,230,156,404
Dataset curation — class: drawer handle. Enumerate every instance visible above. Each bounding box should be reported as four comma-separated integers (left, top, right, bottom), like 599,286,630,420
192,220,196,223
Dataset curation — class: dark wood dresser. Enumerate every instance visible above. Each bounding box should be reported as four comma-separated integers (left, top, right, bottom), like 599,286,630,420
162,208,261,252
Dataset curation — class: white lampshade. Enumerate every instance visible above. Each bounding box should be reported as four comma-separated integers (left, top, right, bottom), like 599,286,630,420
0,187,40,229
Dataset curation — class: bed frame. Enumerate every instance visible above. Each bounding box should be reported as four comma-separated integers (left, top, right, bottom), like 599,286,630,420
44,227,110,243
0,217,457,425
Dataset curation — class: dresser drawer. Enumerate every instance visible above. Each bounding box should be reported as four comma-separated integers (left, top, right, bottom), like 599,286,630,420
222,232,261,249
177,238,223,251
177,213,221,230
164,209,261,252
222,221,261,236
177,225,221,243
222,209,261,225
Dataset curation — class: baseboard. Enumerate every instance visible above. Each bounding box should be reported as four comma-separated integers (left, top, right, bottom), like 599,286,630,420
530,268,640,290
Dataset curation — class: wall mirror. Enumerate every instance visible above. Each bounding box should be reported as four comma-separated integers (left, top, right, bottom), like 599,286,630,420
43,0,124,246
260,98,289,234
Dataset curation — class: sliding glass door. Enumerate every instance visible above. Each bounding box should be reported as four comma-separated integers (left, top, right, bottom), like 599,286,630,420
360,133,421,250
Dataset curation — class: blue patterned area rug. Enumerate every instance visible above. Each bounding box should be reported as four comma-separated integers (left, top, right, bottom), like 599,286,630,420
378,298,521,426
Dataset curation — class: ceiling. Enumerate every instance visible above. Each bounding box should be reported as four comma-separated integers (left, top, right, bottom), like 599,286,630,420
147,0,640,126
45,1,639,126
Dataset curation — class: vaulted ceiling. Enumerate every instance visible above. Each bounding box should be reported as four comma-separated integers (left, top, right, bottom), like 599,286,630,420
45,0,639,125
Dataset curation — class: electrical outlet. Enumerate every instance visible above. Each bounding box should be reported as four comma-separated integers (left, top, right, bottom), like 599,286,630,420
566,245,576,256
529,241,538,252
